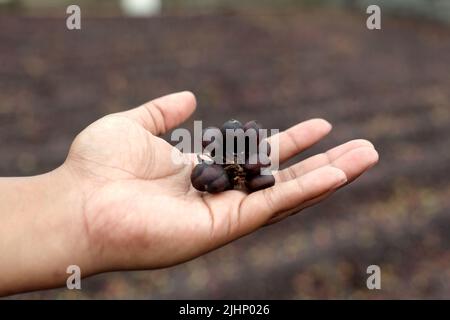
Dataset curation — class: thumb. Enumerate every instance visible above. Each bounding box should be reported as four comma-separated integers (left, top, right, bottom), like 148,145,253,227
121,91,197,135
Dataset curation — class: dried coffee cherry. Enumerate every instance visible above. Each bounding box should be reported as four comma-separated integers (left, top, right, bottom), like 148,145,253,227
245,173,275,192
191,162,232,193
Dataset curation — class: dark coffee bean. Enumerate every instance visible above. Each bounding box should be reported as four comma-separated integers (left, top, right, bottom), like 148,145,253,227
221,119,245,160
221,119,243,137
244,152,271,175
244,120,262,132
206,173,233,193
190,162,232,193
191,162,209,191
246,173,275,192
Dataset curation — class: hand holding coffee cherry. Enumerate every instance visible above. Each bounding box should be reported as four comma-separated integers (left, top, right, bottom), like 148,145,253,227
191,119,275,194
40,91,378,288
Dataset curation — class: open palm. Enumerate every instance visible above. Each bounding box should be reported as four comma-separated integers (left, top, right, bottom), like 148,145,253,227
64,91,378,273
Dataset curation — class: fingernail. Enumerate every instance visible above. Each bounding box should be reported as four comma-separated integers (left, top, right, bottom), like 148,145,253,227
333,173,347,189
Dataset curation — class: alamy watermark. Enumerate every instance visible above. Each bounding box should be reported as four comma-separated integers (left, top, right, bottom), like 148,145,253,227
366,265,381,290
366,5,381,30
66,5,81,30
66,265,81,290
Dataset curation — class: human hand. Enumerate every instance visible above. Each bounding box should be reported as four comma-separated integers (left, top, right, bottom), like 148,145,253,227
64,91,379,273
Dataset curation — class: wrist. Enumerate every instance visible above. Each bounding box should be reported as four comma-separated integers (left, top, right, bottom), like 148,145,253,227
0,166,95,296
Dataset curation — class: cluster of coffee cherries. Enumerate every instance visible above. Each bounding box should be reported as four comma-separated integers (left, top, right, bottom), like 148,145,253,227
190,119,275,194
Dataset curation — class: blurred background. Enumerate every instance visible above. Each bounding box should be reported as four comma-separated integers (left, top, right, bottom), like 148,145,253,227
1,0,450,299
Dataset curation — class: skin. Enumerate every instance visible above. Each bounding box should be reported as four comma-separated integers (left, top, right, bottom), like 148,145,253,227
0,91,379,296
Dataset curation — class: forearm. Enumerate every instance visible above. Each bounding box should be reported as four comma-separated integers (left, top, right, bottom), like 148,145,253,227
0,167,91,296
